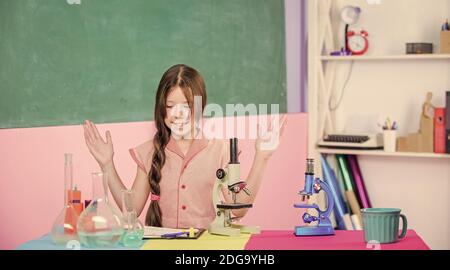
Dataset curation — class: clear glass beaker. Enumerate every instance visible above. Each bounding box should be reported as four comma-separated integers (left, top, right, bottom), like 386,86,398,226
51,153,79,245
121,189,144,247
77,172,124,248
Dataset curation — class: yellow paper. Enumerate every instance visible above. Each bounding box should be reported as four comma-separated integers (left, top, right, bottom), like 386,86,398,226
141,231,251,250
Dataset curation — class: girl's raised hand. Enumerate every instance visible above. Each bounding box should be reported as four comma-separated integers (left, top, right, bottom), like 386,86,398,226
255,115,287,159
83,120,114,169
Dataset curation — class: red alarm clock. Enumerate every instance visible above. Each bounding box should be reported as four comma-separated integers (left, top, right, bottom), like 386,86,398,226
346,30,369,55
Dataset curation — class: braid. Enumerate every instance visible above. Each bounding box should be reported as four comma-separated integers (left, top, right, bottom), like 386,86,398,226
145,128,169,226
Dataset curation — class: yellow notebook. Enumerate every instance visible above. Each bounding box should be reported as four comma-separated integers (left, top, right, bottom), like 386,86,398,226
141,230,251,250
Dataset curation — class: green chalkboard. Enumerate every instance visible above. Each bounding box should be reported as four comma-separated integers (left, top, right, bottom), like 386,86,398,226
0,0,286,128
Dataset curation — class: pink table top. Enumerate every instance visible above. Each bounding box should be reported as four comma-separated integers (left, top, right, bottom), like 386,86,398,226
245,230,430,250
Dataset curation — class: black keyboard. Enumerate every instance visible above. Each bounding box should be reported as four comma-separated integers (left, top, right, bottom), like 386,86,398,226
323,134,370,144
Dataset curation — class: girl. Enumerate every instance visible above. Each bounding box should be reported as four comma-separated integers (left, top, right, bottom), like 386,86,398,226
83,64,286,229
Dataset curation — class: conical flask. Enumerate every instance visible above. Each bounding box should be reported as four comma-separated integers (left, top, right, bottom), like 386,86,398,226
51,153,79,245
77,172,124,248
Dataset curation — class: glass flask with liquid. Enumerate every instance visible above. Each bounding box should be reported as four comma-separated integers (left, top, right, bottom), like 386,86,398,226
77,172,124,248
51,153,80,245
120,189,144,247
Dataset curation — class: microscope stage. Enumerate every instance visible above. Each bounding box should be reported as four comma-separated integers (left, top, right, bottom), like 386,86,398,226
217,203,253,210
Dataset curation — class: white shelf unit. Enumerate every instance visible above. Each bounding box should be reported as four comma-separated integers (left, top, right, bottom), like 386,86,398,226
307,0,450,165
307,0,450,250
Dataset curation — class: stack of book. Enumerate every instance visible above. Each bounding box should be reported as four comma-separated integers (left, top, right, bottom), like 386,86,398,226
321,154,372,230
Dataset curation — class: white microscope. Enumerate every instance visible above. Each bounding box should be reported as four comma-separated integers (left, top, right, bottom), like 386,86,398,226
208,138,260,237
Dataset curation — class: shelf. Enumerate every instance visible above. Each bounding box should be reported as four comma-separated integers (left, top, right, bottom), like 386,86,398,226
320,54,450,61
317,148,450,159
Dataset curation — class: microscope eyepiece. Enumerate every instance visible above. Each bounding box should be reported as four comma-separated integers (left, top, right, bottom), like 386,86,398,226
306,158,314,175
230,138,239,164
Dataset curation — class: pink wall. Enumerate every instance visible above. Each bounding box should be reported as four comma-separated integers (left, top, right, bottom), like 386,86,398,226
0,113,307,249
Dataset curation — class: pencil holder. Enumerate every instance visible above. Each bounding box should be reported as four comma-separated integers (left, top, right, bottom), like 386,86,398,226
383,130,397,153
441,31,450,54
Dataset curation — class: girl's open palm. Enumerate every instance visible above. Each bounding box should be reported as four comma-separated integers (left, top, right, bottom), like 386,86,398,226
83,120,114,168
256,115,287,158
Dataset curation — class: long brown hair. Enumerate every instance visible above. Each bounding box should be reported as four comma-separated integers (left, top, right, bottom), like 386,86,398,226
146,64,207,226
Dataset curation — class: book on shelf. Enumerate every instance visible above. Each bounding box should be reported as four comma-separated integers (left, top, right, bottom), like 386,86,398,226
434,108,446,154
350,214,363,230
325,154,371,230
342,214,354,230
321,154,348,230
336,155,355,192
326,155,348,206
345,190,363,229
446,92,450,153
346,155,372,208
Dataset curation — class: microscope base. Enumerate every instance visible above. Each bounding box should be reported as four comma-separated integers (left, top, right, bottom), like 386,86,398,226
294,225,335,236
209,224,261,237
208,224,241,237
208,208,261,237
231,223,261,234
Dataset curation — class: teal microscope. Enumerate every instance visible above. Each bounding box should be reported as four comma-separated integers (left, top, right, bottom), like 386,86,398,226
294,158,335,236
